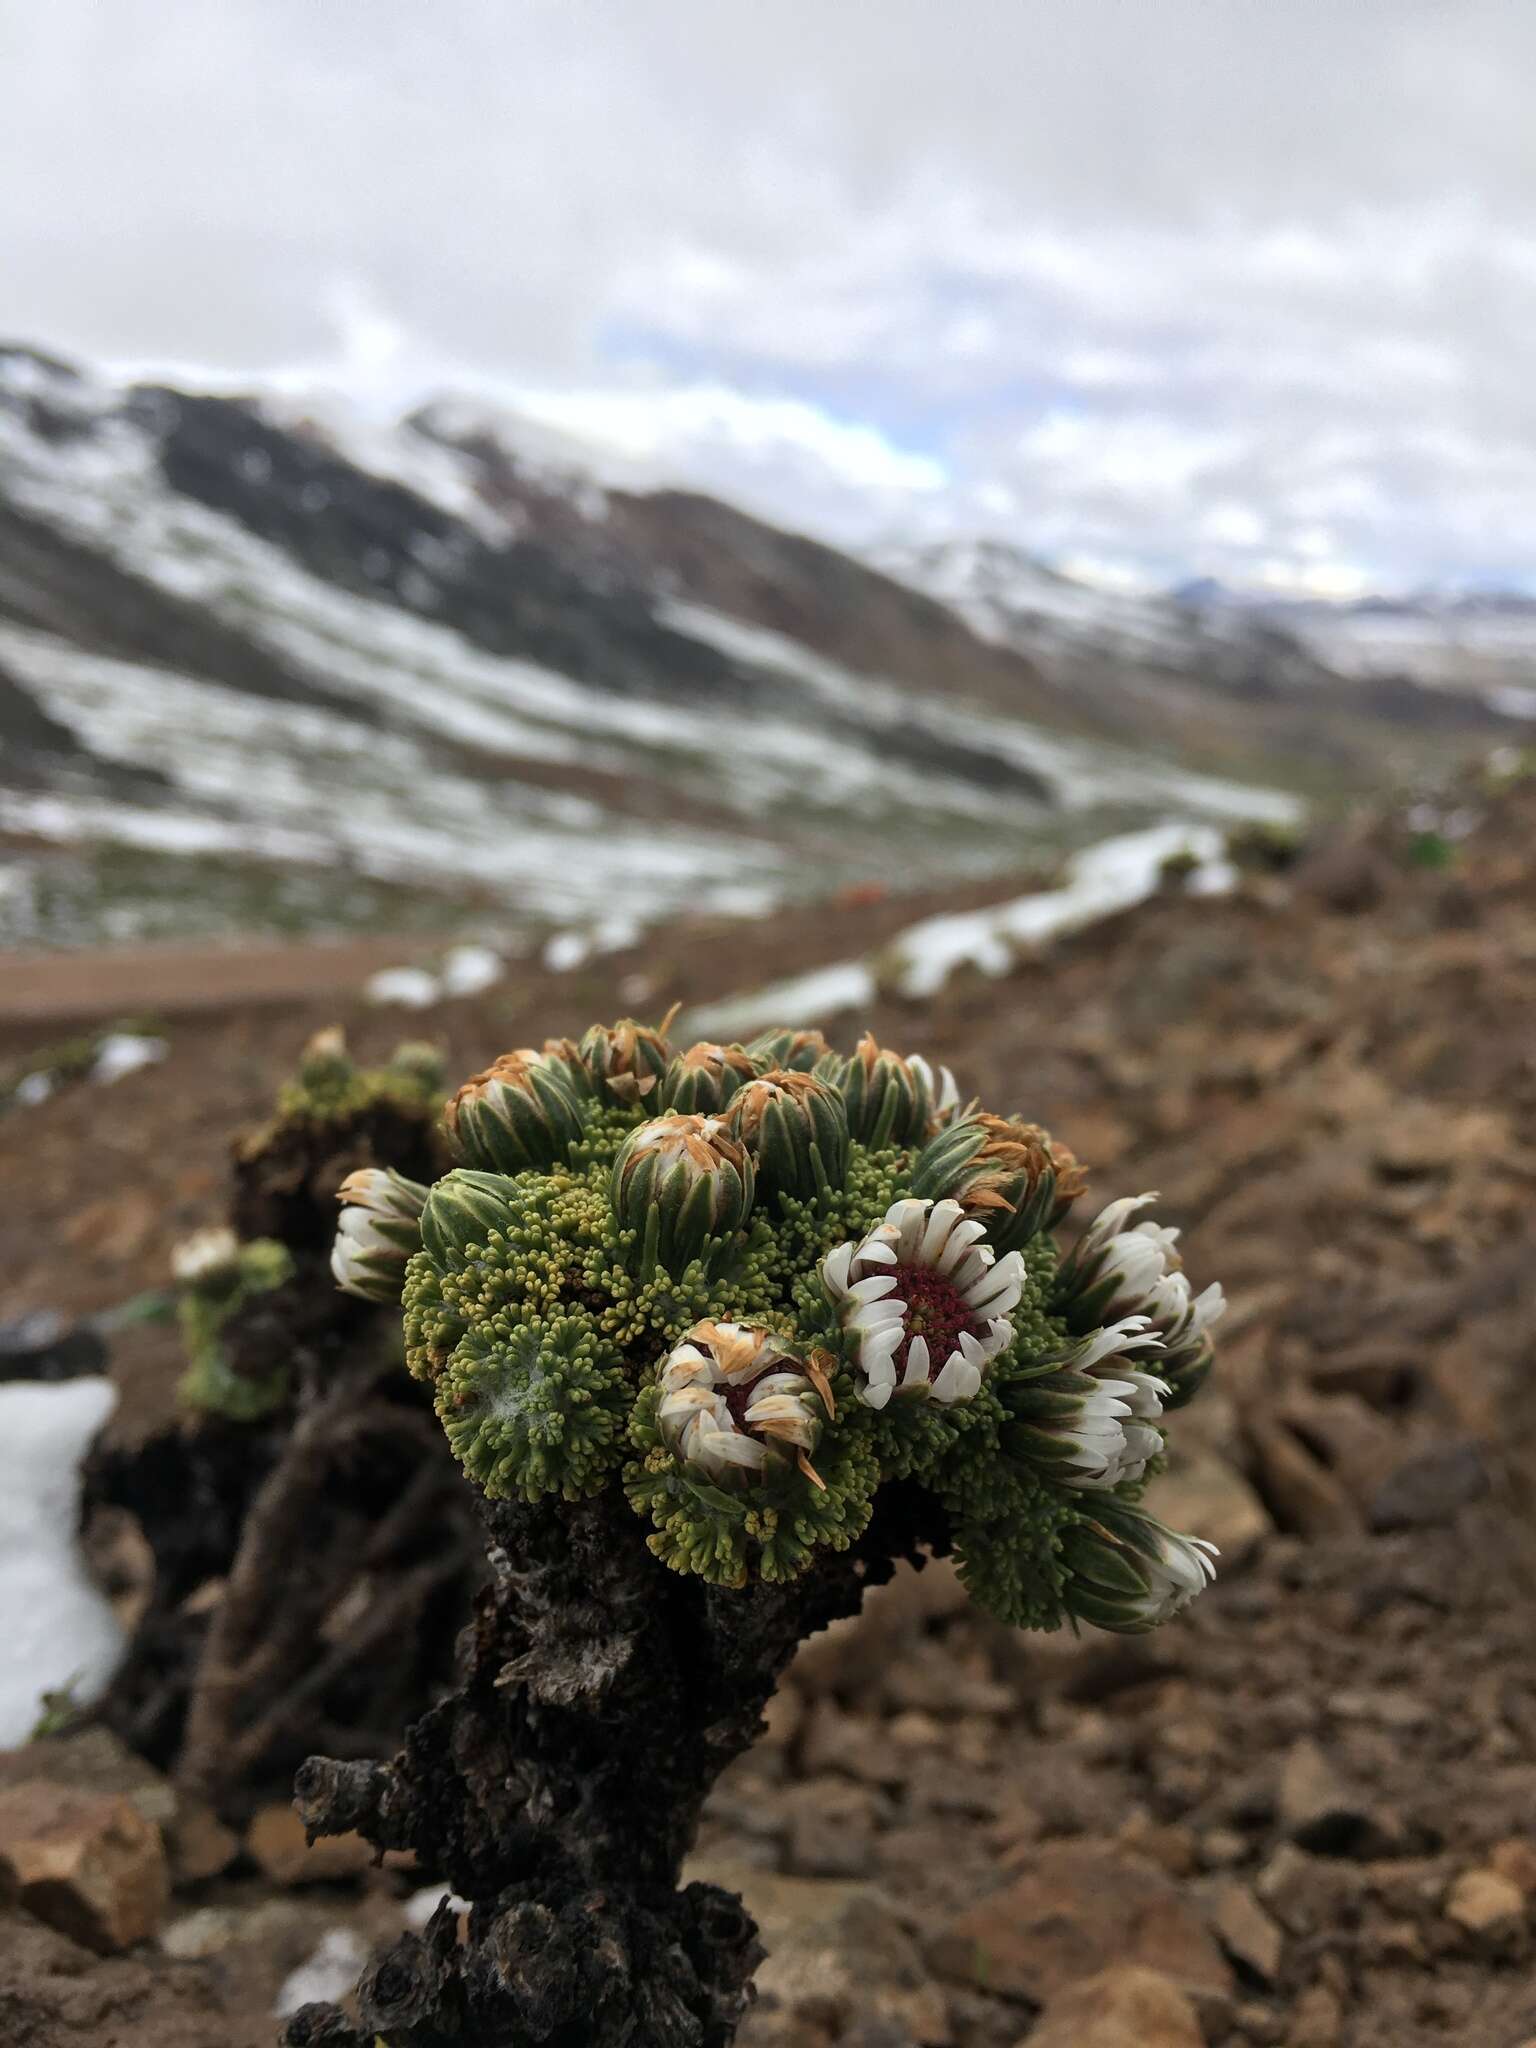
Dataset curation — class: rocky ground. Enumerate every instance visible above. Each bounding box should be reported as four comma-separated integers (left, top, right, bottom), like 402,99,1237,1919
3,767,1536,2047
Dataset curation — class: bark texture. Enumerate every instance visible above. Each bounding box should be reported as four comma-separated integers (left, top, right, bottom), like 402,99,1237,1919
287,1480,951,2047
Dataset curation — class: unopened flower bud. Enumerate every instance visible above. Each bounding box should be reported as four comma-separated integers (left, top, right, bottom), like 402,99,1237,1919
1061,1500,1218,1634
819,1033,933,1148
610,1114,754,1274
659,1041,758,1115
538,1035,594,1096
912,1113,1088,1252
419,1168,522,1267
745,1026,832,1074
580,1009,678,1108
446,1049,586,1174
171,1225,242,1288
297,1025,355,1092
385,1039,446,1096
331,1167,430,1303
727,1069,849,1202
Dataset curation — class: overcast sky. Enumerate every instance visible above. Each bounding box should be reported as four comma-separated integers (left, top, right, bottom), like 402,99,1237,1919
3,1,1533,593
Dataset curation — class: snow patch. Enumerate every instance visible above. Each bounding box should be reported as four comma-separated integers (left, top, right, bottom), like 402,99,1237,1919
274,1927,370,2017
682,821,1236,1031
92,1032,168,1084
0,1378,124,1744
364,966,442,1009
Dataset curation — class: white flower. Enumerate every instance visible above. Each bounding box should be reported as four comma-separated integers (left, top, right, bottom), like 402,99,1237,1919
822,1196,1023,1409
656,1321,832,1487
171,1226,241,1285
1132,1523,1220,1626
331,1168,427,1302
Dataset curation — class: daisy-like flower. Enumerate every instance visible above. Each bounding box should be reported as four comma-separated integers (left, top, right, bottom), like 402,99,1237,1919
332,1167,430,1303
656,1321,834,1488
610,1113,755,1273
1063,1500,1219,1633
822,1196,1024,1409
1009,1317,1170,1489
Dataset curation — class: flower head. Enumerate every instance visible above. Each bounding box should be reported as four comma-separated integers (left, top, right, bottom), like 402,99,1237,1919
656,1320,834,1487
823,1033,938,1149
1062,1500,1219,1634
745,1026,832,1073
611,1113,755,1273
822,1196,1023,1408
1003,1317,1169,1489
727,1068,849,1201
660,1040,758,1116
579,1009,678,1108
446,1049,586,1174
331,1167,430,1303
912,1112,1088,1252
1055,1192,1225,1409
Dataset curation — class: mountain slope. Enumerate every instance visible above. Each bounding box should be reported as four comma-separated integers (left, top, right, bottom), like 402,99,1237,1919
0,345,1308,951
878,537,1526,792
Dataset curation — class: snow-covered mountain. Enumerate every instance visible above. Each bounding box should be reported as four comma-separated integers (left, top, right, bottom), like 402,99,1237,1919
1172,580,1536,718
0,343,1516,952
880,537,1533,779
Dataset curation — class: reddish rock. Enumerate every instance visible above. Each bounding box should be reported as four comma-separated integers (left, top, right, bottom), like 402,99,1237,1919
929,1841,1232,2008
245,1801,374,1886
0,1780,168,1953
1019,1964,1204,2048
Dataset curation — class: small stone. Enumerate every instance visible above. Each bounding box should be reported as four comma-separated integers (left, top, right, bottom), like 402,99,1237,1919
1199,1828,1250,1870
930,1841,1232,2008
246,1802,375,1886
1326,1687,1431,1731
799,1699,906,1788
1142,1444,1273,1562
1443,1866,1528,1954
1368,1441,1490,1532
1489,1836,1536,1897
1208,1879,1284,1986
168,1798,241,1885
0,1780,168,1952
887,1710,945,1750
1117,1810,1198,1879
780,1779,884,1880
1246,1419,1358,1537
1284,1983,1343,2048
1020,1964,1203,2048
1277,1738,1401,1857
759,1685,804,1753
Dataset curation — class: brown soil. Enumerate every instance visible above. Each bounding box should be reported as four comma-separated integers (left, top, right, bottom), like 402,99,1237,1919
4,776,1536,2046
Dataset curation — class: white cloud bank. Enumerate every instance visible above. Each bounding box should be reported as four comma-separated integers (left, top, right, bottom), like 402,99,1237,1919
2,1,1534,591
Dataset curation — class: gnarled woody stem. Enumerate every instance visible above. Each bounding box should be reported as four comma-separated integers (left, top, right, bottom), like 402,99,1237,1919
284,1479,950,2047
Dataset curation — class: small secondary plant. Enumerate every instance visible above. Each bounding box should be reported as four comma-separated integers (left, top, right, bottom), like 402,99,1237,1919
293,1016,1225,2046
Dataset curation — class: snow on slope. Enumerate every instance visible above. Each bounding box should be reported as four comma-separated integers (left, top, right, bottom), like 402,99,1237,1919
0,350,1302,948
683,820,1235,1038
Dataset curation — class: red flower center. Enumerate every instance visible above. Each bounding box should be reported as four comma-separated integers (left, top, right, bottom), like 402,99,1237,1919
720,1371,773,1429
892,1264,979,1381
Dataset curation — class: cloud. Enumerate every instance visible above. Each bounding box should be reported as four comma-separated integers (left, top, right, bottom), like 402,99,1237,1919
2,1,1535,589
